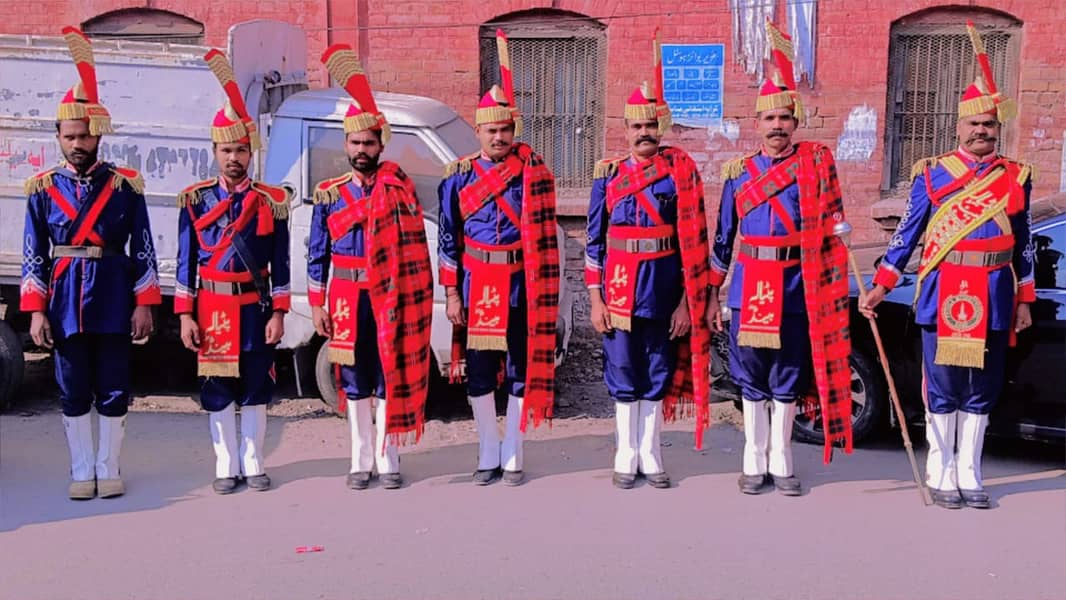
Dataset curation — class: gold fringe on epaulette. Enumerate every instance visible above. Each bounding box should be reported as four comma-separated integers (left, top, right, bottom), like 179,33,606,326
721,157,745,181
313,185,341,205
267,195,290,220
1018,162,1034,185
443,156,474,178
910,157,937,181
24,171,53,196
593,159,619,180
176,188,202,208
111,170,144,194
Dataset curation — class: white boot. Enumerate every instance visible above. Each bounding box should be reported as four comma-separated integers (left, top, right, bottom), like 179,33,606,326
209,404,240,479
349,398,375,474
768,401,797,478
63,414,96,499
613,401,639,476
373,398,400,475
501,395,524,473
957,411,990,491
741,399,770,476
637,400,665,475
925,411,958,491
239,405,268,477
95,415,127,498
469,393,501,471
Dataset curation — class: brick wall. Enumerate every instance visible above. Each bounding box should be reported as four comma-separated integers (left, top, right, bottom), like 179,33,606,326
7,0,1064,239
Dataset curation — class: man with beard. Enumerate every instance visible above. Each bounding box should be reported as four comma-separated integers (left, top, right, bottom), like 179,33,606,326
585,32,712,489
860,23,1034,510
21,27,161,500
709,20,852,496
175,49,290,495
438,30,560,486
307,45,433,490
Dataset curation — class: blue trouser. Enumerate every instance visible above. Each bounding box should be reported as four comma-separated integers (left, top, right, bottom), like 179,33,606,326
921,326,1007,415
339,291,385,400
200,350,275,412
54,333,131,417
728,313,811,403
466,305,527,397
602,316,678,402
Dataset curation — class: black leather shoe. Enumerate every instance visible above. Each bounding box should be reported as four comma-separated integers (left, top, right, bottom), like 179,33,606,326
960,488,990,509
738,473,771,495
502,470,525,486
246,474,271,491
645,472,671,489
346,471,371,490
213,477,239,495
772,475,802,496
473,468,502,486
612,472,636,489
931,488,963,509
381,473,403,490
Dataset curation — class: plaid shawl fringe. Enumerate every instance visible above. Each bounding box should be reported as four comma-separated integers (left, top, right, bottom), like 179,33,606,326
365,161,434,445
796,142,854,463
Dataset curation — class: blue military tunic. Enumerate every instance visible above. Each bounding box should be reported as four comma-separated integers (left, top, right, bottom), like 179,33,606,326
307,174,385,400
874,148,1035,414
176,176,291,412
438,154,527,397
21,161,161,417
585,155,684,402
710,148,812,403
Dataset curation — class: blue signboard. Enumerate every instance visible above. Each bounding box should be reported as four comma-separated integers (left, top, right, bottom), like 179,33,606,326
661,43,725,127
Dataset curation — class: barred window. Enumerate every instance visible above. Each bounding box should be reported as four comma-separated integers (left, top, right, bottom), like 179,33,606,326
883,11,1021,190
82,8,204,44
480,11,606,195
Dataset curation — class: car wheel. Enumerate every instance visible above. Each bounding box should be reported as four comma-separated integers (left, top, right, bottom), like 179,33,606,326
0,320,25,411
793,349,886,446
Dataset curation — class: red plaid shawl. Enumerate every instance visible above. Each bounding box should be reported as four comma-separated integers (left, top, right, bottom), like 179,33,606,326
451,143,560,431
365,162,434,444
608,147,713,449
795,142,853,462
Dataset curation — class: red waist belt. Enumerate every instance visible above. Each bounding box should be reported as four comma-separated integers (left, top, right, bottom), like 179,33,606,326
604,224,676,331
735,234,800,349
463,238,522,351
197,268,269,378
328,254,370,366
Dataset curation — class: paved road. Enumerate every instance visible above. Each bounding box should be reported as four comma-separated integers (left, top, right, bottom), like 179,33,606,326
2,410,1063,600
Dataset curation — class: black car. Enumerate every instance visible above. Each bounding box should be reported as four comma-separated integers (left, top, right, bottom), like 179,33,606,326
711,195,1066,445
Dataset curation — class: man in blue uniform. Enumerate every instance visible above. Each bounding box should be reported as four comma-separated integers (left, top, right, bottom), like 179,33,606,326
709,20,852,496
438,30,560,487
22,27,161,500
308,44,433,491
861,23,1034,509
176,50,290,495
586,67,713,489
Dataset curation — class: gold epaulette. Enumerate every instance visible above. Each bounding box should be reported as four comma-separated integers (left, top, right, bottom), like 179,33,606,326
720,153,753,181
110,166,145,194
443,152,480,178
593,157,624,180
176,178,217,208
1005,158,1035,186
252,181,291,220
312,172,353,205
909,156,941,182
23,169,55,196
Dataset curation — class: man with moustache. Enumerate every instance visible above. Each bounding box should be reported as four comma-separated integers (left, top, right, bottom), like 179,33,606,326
175,49,290,494
709,20,852,496
438,30,560,486
860,23,1034,510
22,27,161,500
308,45,433,490
585,33,713,489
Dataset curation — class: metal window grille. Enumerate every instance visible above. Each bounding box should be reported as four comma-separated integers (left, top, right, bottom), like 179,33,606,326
884,23,1019,190
479,22,606,192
